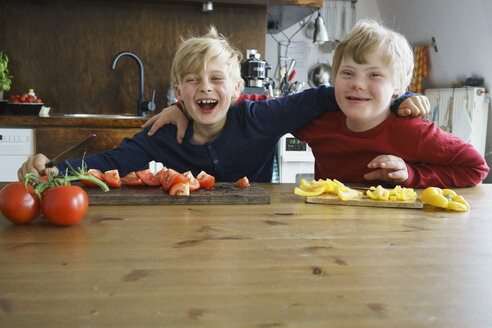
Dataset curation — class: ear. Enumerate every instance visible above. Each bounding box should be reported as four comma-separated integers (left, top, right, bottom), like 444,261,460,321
393,87,400,98
232,81,241,99
174,84,183,102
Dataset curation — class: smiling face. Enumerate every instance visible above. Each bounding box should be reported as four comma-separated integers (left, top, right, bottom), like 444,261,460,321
334,51,398,132
174,58,240,139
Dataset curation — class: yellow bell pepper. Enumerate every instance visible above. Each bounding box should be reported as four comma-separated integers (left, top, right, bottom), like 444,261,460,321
294,178,361,200
338,188,362,200
332,179,362,200
419,187,470,212
366,185,417,201
367,185,390,201
295,178,332,196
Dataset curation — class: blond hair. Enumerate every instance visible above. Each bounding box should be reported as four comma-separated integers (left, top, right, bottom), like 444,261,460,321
331,19,414,98
171,26,244,94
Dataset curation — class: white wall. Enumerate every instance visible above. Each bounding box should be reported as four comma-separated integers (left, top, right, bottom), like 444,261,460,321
265,0,492,182
265,0,380,87
375,0,492,181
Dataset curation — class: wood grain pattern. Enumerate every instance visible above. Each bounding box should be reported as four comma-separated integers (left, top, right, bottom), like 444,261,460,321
83,182,271,205
162,0,322,7
0,0,266,116
35,127,141,159
0,115,147,128
0,183,491,327
306,193,424,209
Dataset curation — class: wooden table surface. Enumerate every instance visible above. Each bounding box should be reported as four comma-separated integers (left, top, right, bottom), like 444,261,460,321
1,183,492,327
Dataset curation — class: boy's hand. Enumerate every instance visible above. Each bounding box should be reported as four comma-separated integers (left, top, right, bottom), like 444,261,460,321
397,95,430,117
141,104,189,143
17,154,59,180
364,154,408,185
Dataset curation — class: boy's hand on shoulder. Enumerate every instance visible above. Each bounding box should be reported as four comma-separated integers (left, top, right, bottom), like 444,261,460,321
142,104,189,143
364,154,408,184
397,95,430,117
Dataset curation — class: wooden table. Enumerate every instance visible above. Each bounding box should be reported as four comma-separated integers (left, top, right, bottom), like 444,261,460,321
1,183,492,327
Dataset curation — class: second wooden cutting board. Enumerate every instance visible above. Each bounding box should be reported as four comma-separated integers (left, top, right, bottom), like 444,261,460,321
306,193,423,209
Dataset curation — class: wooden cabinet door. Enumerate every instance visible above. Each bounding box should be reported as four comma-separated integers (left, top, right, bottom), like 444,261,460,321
35,127,141,161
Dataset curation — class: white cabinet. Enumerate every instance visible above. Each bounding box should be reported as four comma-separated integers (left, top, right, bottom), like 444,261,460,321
0,128,34,181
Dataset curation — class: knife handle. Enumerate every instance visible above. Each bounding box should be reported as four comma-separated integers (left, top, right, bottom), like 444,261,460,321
45,160,57,168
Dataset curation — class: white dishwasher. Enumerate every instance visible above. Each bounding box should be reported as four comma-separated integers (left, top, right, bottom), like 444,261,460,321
0,128,35,182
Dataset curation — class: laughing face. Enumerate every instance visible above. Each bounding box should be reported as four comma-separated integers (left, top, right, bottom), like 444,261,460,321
334,51,399,132
174,58,240,142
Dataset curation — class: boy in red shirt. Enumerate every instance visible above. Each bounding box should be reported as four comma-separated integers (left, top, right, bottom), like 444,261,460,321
291,19,488,187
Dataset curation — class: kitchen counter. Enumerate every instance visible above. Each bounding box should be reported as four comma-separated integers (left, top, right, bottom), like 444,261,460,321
1,183,491,327
0,114,150,160
0,114,148,128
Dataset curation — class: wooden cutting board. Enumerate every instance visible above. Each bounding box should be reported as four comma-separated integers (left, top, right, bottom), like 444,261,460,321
306,193,423,209
83,182,271,205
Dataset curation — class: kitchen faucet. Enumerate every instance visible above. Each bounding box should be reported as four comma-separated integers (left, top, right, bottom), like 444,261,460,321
111,51,156,117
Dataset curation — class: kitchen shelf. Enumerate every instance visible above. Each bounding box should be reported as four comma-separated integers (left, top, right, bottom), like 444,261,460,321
160,0,323,32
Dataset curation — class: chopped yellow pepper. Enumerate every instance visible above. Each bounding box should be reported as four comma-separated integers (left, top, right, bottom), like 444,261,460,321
366,185,417,201
419,187,470,212
294,178,362,200
338,188,361,200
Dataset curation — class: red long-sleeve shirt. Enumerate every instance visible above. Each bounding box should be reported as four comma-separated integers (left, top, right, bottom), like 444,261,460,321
294,111,489,188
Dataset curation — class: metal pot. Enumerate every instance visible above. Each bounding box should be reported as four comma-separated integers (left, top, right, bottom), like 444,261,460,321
308,63,331,87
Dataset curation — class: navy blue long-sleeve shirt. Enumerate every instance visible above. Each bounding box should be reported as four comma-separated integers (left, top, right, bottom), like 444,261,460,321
57,86,413,182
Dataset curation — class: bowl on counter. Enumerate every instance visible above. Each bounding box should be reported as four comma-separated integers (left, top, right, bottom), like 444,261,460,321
7,102,44,116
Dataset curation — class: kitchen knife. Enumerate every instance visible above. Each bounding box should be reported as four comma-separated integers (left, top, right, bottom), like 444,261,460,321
45,133,97,168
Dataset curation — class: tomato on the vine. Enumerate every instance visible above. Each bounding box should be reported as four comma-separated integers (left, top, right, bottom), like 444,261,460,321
81,169,105,187
42,185,88,226
0,182,41,224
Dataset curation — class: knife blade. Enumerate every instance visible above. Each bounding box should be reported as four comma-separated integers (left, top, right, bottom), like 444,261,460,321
45,133,97,168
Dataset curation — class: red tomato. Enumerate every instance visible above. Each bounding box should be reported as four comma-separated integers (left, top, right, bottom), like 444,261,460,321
183,171,200,191
236,176,250,187
197,171,215,189
0,182,41,224
154,167,168,184
35,98,43,103
120,171,143,186
136,169,161,186
81,169,105,187
161,169,188,191
42,185,88,226
169,182,190,196
19,96,27,103
104,169,121,188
